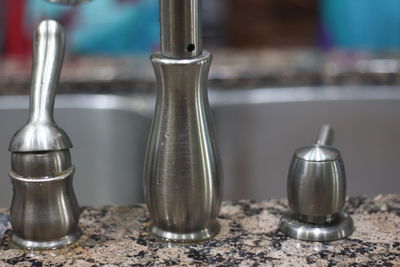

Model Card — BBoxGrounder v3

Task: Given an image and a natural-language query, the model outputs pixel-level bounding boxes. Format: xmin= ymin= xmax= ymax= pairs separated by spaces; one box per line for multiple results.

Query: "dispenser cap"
xmin=295 ymin=145 xmax=340 ymax=162
xmin=294 ymin=124 xmax=339 ymax=162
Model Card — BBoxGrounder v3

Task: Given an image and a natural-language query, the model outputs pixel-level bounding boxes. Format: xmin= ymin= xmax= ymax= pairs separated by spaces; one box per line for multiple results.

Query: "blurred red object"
xmin=4 ymin=0 xmax=32 ymax=56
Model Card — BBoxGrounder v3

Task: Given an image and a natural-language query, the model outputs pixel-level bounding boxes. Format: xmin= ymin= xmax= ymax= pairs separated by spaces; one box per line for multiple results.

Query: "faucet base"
xmin=150 ymin=222 xmax=220 ymax=243
xmin=279 ymin=211 xmax=354 ymax=242
xmin=12 ymin=229 xmax=81 ymax=250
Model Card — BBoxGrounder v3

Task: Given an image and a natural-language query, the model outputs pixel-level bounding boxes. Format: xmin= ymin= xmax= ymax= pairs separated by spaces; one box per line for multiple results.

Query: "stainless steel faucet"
xmin=8 ymin=20 xmax=80 ymax=249
xmin=144 ymin=0 xmax=223 ymax=242
xmin=279 ymin=125 xmax=354 ymax=241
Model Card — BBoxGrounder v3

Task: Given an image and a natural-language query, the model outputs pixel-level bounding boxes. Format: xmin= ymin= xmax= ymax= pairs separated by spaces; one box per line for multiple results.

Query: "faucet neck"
xmin=160 ymin=0 xmax=202 ymax=59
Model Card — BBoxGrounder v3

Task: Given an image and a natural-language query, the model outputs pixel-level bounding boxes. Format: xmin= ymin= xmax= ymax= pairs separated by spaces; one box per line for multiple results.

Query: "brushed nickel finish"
xmin=11 ymin=150 xmax=71 ymax=178
xmin=316 ymin=124 xmax=333 ymax=146
xmin=279 ymin=125 xmax=353 ymax=241
xmin=160 ymin=0 xmax=201 ymax=58
xmin=9 ymin=166 xmax=80 ymax=249
xmin=145 ymin=0 xmax=221 ymax=242
xmin=145 ymin=51 xmax=222 ymax=242
xmin=151 ymin=223 xmax=220 ymax=242
xmin=8 ymin=20 xmax=80 ymax=249
xmin=279 ymin=212 xmax=353 ymax=242
xmin=9 ymin=20 xmax=72 ymax=153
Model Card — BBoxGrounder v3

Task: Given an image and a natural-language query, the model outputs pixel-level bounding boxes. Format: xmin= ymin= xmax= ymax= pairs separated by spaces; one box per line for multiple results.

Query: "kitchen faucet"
xmin=144 ymin=0 xmax=223 ymax=242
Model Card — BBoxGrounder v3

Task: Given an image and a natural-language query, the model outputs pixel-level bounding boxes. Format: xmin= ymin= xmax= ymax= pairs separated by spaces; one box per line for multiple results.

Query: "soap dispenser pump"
xmin=279 ymin=125 xmax=354 ymax=241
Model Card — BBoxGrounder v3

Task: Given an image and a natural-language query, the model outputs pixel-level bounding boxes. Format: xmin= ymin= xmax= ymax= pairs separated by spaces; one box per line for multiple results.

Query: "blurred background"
xmin=1 ymin=0 xmax=400 ymax=56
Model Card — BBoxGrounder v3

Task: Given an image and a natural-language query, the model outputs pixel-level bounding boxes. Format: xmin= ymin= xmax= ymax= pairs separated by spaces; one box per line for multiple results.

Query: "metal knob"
xmin=8 ymin=20 xmax=80 ymax=249
xmin=279 ymin=125 xmax=354 ymax=241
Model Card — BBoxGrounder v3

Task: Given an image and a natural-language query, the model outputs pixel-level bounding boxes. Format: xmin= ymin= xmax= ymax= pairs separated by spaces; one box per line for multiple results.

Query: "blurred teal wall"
xmin=26 ymin=0 xmax=159 ymax=55
xmin=321 ymin=0 xmax=400 ymax=50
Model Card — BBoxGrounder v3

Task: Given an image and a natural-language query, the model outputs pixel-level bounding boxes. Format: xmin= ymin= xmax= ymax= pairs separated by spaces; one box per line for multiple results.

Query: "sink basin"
xmin=0 ymin=85 xmax=399 ymax=206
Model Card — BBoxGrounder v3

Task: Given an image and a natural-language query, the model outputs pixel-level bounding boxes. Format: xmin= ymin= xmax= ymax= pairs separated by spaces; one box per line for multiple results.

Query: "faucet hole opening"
xmin=187 ymin=44 xmax=195 ymax=52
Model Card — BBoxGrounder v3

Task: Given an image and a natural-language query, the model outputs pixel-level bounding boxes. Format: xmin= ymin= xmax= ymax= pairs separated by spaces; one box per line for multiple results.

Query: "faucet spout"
xmin=160 ymin=0 xmax=202 ymax=58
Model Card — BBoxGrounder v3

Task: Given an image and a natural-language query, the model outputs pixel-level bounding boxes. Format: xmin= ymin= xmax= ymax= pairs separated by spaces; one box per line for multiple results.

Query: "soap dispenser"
xmin=279 ymin=125 xmax=354 ymax=241
xmin=8 ymin=20 xmax=80 ymax=249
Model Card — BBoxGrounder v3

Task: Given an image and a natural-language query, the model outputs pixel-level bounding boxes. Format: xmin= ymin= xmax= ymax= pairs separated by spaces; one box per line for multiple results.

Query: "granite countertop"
xmin=0 ymin=194 xmax=399 ymax=266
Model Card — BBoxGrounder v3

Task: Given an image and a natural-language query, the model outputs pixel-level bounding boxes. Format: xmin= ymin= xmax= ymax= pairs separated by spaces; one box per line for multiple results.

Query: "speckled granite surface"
xmin=0 ymin=194 xmax=399 ymax=266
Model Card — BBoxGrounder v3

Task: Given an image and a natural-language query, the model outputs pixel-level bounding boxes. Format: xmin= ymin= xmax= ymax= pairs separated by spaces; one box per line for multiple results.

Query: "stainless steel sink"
xmin=0 ymin=85 xmax=399 ymax=207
